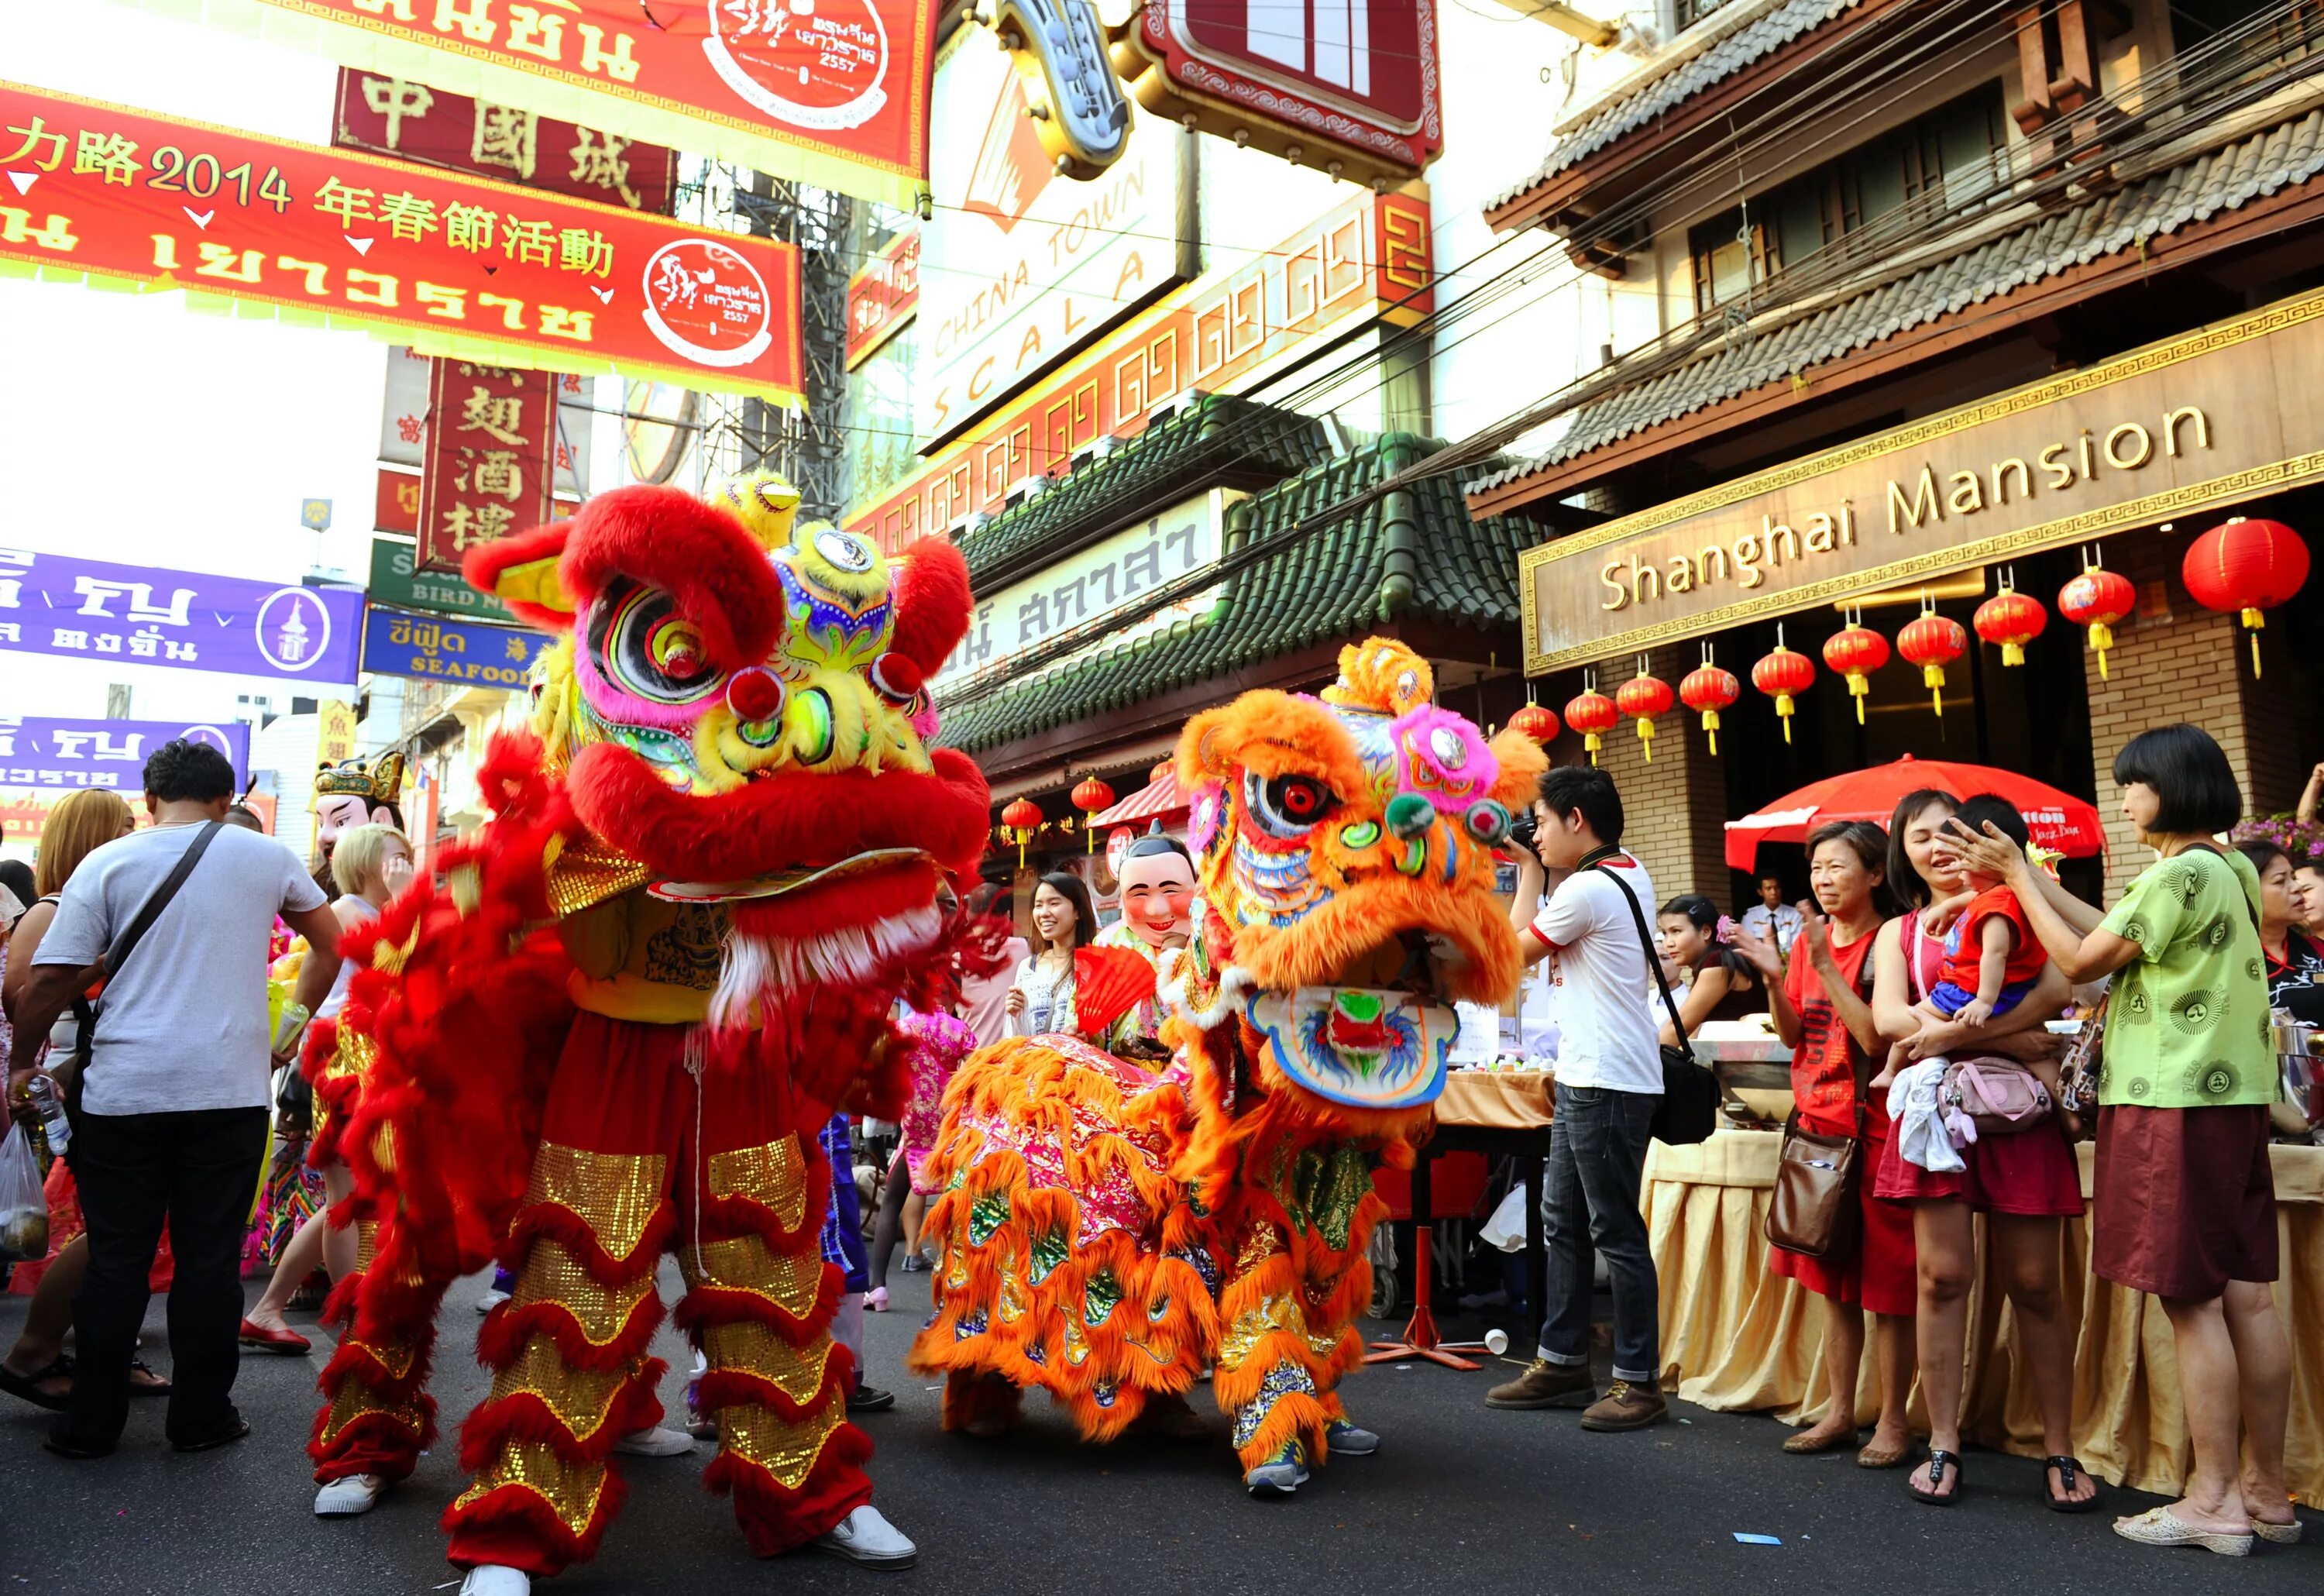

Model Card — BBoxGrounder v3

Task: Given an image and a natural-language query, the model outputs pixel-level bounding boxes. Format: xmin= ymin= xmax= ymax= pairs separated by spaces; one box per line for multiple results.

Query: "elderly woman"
xmin=1867 ymin=789 xmax=2089 ymax=1511
xmin=1944 ymin=724 xmax=2291 ymax=1554
xmin=1730 ymin=820 xmax=1914 ymax=1467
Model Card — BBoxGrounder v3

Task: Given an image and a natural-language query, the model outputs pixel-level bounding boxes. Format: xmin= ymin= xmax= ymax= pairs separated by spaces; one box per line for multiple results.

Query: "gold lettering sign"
xmin=1521 ymin=287 xmax=2324 ymax=674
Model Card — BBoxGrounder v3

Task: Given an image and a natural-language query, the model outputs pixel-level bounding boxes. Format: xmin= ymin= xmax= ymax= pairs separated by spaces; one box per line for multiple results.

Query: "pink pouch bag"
xmin=1940 ymin=1058 xmax=2053 ymax=1136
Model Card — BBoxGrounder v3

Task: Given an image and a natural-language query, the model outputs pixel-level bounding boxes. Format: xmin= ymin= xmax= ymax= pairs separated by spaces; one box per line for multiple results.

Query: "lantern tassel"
xmin=1638 ymin=721 xmax=1653 ymax=762
xmin=1703 ymin=710 xmax=1720 ymax=755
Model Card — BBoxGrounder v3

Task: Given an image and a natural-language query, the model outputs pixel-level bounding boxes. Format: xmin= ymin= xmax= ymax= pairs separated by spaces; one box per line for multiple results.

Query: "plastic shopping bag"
xmin=0 ymin=1122 xmax=50 ymax=1262
xmin=1477 ymin=1181 xmax=1530 ymax=1254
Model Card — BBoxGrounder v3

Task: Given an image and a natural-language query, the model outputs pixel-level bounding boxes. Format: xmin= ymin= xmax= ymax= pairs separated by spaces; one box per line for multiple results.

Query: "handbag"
xmin=1939 ymin=1057 xmax=2053 ymax=1134
xmin=1765 ymin=942 xmax=1877 ymax=1257
xmin=1587 ymin=861 xmax=1717 ymax=1145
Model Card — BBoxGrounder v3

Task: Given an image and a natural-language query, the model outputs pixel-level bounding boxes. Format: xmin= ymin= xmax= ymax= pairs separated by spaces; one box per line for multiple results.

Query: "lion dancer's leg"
xmin=445 ymin=1013 xmax=682 ymax=1591
xmin=308 ymin=1198 xmax=443 ymax=1509
xmin=676 ymin=1048 xmax=913 ymax=1569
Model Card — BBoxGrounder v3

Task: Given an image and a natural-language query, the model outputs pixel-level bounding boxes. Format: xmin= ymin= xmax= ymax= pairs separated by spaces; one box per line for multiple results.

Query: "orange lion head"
xmin=465 ymin=473 xmax=990 ymax=961
xmin=1159 ymin=638 xmax=1542 ymax=1116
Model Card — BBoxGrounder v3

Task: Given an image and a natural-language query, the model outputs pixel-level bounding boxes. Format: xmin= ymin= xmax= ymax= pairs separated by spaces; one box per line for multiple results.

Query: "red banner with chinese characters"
xmin=376 ymin=467 xmax=421 ymax=534
xmin=332 ymin=68 xmax=677 ymax=215
xmin=0 ymin=82 xmax=804 ymax=404
xmin=176 ymin=0 xmax=940 ymax=209
xmin=417 ymin=362 xmax=558 ymax=573
xmin=845 ymin=226 xmax=918 ymax=370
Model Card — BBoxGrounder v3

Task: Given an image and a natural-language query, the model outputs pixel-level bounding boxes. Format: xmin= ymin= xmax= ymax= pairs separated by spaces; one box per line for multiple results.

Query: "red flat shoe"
xmin=238 ymin=1319 xmax=311 ymax=1355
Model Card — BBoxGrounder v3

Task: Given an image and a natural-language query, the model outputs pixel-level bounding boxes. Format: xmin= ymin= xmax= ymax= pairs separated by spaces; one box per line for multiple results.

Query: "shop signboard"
xmin=935 ymin=487 xmax=1241 ymax=692
xmin=916 ymin=29 xmax=1192 ymax=441
xmin=846 ymin=226 xmax=920 ymax=370
xmin=376 ymin=469 xmax=421 ymax=535
xmin=2 ymin=789 xmax=274 ymax=843
xmin=1521 ymin=287 xmax=2324 ymax=674
xmin=361 ymin=606 xmax=552 ymax=690
xmin=315 ymin=700 xmax=359 ymax=769
xmin=1117 ymin=0 xmax=1443 ymax=187
xmin=416 ymin=362 xmax=559 ymax=573
xmin=380 ymin=349 xmax=593 ymax=497
xmin=0 ymin=83 xmax=805 ymax=403
xmin=370 ymin=537 xmax=514 ymax=624
xmin=848 ymin=187 xmax=1429 ymax=551
xmin=0 ymin=716 xmax=250 ymax=790
xmin=332 ymin=69 xmax=679 ymax=214
xmin=0 ymin=548 xmax=361 ymax=685
xmin=210 ymin=0 xmax=943 ymax=209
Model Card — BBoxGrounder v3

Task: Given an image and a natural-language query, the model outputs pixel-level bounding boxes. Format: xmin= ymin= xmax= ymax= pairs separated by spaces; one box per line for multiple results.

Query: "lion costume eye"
xmin=591 ymin=580 xmax=724 ymax=707
xmin=1246 ymin=772 xmax=1335 ymax=838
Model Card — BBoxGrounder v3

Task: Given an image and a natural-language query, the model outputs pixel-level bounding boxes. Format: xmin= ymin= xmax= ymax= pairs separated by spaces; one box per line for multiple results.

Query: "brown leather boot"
xmin=1580 ymin=1378 xmax=1668 ymax=1431
xmin=1483 ymin=1358 xmax=1595 ymax=1410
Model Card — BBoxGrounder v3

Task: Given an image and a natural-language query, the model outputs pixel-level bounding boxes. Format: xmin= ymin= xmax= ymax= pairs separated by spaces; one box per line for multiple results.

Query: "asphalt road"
xmin=0 ymin=1264 xmax=2312 ymax=1595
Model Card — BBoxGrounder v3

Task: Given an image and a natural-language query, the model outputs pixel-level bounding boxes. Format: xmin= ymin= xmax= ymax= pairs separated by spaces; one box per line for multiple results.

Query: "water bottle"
xmin=25 ymin=1074 xmax=69 ymax=1157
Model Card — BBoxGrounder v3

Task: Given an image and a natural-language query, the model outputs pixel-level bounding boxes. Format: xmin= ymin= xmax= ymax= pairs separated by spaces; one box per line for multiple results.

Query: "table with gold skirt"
xmin=1642 ymin=1130 xmax=2323 ymax=1508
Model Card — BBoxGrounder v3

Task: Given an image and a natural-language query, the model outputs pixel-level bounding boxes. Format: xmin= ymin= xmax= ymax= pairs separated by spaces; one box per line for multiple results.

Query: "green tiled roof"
xmin=957 ymin=394 xmax=1338 ymax=590
xmin=937 ymin=433 xmax=1532 ymax=755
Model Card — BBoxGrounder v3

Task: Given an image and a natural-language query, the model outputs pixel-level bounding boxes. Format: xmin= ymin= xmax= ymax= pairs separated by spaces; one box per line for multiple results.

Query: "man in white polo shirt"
xmin=1483 ymin=763 xmax=1666 ymax=1432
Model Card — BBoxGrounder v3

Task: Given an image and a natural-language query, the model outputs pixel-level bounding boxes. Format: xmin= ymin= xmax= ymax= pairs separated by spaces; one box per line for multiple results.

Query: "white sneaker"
xmin=457 ymin=1567 xmax=529 ymax=1596
xmin=611 ymin=1426 xmax=694 ymax=1458
xmin=813 ymin=1504 xmax=917 ymax=1569
xmin=313 ymin=1474 xmax=387 ymax=1516
xmin=473 ymin=1288 xmax=511 ymax=1314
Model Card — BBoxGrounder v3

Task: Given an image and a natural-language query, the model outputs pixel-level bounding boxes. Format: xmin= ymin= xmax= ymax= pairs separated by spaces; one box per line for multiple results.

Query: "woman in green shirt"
xmin=1939 ymin=724 xmax=2291 ymax=1557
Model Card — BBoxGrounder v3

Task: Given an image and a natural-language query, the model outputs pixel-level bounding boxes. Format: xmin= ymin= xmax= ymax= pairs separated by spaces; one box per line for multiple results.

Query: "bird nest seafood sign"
xmin=642 ymin=239 xmax=775 ymax=368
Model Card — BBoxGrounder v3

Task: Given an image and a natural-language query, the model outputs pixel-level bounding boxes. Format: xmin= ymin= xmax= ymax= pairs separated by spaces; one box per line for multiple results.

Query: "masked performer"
xmin=911 ymin=641 xmax=1538 ymax=1494
xmin=302 ymin=475 xmax=989 ymax=1593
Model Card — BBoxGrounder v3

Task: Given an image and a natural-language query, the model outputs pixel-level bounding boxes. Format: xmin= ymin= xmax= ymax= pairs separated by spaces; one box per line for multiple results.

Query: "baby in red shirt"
xmin=1916 ymin=795 xmax=2049 ymax=1029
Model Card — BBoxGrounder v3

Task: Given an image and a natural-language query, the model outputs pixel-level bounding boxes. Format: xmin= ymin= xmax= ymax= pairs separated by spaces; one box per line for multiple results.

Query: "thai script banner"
xmin=0 ymin=717 xmax=251 ymax=791
xmin=0 ymin=82 xmax=805 ymax=403
xmin=0 ymin=548 xmax=362 ymax=685
xmin=361 ymin=605 xmax=552 ymax=688
xmin=164 ymin=0 xmax=941 ymax=210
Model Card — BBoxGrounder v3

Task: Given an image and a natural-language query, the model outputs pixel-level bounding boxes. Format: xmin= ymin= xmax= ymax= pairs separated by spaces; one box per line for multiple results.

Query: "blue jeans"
xmin=1537 ymin=1082 xmax=1661 ymax=1384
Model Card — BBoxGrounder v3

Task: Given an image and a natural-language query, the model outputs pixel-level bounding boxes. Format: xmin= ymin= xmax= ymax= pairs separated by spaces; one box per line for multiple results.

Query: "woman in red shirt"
xmin=1731 ymin=820 xmax=1914 ymax=1467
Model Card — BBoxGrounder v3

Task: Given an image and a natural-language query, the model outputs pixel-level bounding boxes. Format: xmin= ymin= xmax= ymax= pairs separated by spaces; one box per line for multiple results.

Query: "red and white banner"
xmin=333 ymin=68 xmax=678 ymax=214
xmin=1119 ymin=0 xmax=1442 ymax=185
xmin=417 ymin=362 xmax=558 ymax=573
xmin=845 ymin=225 xmax=918 ymax=370
xmin=144 ymin=0 xmax=942 ymax=209
xmin=0 ymin=82 xmax=805 ymax=404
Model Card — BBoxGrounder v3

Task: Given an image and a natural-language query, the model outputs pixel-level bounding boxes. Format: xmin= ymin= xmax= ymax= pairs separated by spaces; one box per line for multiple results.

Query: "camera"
xmin=1507 ymin=807 xmax=1539 ymax=856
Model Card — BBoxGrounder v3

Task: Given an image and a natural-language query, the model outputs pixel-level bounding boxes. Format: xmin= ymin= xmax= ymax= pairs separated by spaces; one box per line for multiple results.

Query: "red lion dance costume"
xmin=301 ymin=474 xmax=988 ymax=1591
xmin=909 ymin=640 xmax=1539 ymax=1493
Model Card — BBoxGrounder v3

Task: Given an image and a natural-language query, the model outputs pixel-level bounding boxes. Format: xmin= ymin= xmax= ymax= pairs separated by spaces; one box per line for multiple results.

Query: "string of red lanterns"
xmin=1972 ymin=574 xmax=2046 ymax=667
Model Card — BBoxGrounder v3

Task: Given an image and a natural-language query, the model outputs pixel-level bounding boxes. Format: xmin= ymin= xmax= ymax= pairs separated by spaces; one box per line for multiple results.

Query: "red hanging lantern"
xmin=2181 ymin=515 xmax=2310 ymax=677
xmin=1896 ymin=611 xmax=1968 ymax=717
xmin=1679 ymin=662 xmax=1739 ymax=755
xmin=1508 ymin=701 xmax=1562 ymax=745
xmin=1563 ymin=687 xmax=1618 ymax=766
xmin=1820 ymin=624 xmax=1889 ymax=724
xmin=1071 ymin=777 xmax=1116 ymax=852
xmin=1614 ymin=668 xmax=1674 ymax=762
xmin=1750 ymin=644 xmax=1815 ymax=744
xmin=2058 ymin=562 xmax=2135 ymax=680
xmin=999 ymin=796 xmax=1043 ymax=868
xmin=1972 ymin=583 xmax=2047 ymax=667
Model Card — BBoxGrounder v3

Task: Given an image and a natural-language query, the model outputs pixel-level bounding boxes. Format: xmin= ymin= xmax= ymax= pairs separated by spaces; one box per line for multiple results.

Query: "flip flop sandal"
xmin=1910 ymin=1450 xmax=1963 ymax=1506
xmin=2042 ymin=1455 xmax=2101 ymax=1513
xmin=128 ymin=1359 xmax=172 ymax=1398
xmin=0 ymin=1358 xmax=71 ymax=1412
xmin=2112 ymin=1505 xmax=2252 ymax=1556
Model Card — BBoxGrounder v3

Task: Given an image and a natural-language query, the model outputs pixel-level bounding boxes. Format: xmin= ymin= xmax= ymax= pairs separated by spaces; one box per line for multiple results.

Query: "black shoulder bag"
xmin=1587 ymin=860 xmax=1719 ymax=1145
xmin=65 ymin=821 xmax=225 ymax=1109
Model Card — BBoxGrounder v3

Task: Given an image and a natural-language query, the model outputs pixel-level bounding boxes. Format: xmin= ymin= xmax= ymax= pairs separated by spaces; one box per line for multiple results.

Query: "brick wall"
xmin=1587 ymin=645 xmax=1731 ymax=904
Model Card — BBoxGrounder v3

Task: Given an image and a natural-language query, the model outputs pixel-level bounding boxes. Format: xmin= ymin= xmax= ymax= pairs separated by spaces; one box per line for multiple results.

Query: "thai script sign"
xmin=0 ymin=548 xmax=361 ymax=685
xmin=0 ymin=716 xmax=250 ymax=790
xmin=361 ymin=605 xmax=552 ymax=688
xmin=369 ymin=537 xmax=514 ymax=624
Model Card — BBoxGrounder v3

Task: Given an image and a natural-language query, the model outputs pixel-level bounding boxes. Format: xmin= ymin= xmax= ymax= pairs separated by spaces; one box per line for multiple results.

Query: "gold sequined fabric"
xmin=1236 ymin=1221 xmax=1284 ymax=1274
xmin=1217 ymin=1292 xmax=1306 ymax=1372
xmin=352 ymin=1221 xmax=380 ymax=1275
xmin=512 ymin=1239 xmax=658 ymax=1347
xmin=486 ymin=1336 xmax=636 ymax=1443
xmin=706 ymin=1136 xmax=809 ymax=1230
xmin=318 ymin=1374 xmax=427 ymax=1449
xmin=343 ymin=1333 xmax=415 ymax=1382
xmin=545 ymin=836 xmax=652 ymax=918
xmin=454 ymin=1439 xmax=609 ymax=1536
xmin=679 ymin=1236 xmax=822 ymax=1319
xmin=703 ymin=1321 xmax=841 ymax=1405
xmin=717 ymin=1400 xmax=847 ymax=1491
xmin=526 ymin=1143 xmax=667 ymax=1261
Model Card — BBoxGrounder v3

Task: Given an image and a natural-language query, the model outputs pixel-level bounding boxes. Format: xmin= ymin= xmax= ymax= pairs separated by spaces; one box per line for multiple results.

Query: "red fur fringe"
xmin=308 ymin=1403 xmax=433 ymax=1484
xmin=885 ymin=536 xmax=972 ymax=677
xmin=500 ymin=1199 xmax=678 ymax=1288
xmin=476 ymin=1292 xmax=665 ymax=1374
xmin=456 ymin=1361 xmax=668 ymax=1471
xmin=704 ymin=1421 xmax=875 ymax=1558
xmin=541 ymin=485 xmax=789 ymax=669
xmin=692 ymin=1350 xmax=851 ymax=1426
xmin=443 ymin=1467 xmax=625 ymax=1575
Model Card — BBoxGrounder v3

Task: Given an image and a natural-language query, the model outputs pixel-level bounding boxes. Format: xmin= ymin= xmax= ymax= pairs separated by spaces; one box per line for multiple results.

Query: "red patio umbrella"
xmin=1722 ymin=754 xmax=2105 ymax=872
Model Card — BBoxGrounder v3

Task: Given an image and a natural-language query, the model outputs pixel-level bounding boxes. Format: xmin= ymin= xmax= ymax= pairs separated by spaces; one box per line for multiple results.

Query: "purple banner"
xmin=0 ymin=717 xmax=252 ymax=793
xmin=0 ymin=548 xmax=362 ymax=686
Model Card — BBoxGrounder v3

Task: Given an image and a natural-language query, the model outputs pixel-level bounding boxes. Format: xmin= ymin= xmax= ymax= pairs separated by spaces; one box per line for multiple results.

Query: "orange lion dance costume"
xmin=909 ymin=639 xmax=1540 ymax=1493
xmin=302 ymin=474 xmax=987 ymax=1589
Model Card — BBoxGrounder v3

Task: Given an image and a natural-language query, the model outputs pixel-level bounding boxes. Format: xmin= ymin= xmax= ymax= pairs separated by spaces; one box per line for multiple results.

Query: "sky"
xmin=2 ymin=9 xmax=409 ymax=724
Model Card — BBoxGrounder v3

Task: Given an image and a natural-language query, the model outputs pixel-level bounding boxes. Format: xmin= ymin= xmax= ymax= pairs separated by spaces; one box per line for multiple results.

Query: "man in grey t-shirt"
xmin=9 ymin=739 xmax=342 ymax=1457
